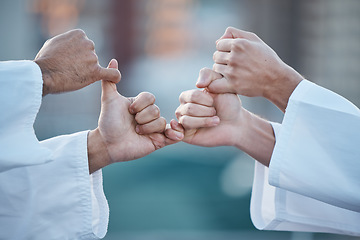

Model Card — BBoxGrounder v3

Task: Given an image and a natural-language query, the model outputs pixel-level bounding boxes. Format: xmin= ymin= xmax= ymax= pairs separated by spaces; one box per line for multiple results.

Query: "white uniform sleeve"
xmin=0 ymin=61 xmax=52 ymax=172
xmin=250 ymin=80 xmax=360 ymax=236
xmin=0 ymin=61 xmax=109 ymax=239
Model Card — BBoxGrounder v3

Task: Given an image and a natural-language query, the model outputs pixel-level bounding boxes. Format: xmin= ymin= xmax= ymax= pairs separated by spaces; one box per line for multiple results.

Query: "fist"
xmin=34 ymin=29 xmax=121 ymax=96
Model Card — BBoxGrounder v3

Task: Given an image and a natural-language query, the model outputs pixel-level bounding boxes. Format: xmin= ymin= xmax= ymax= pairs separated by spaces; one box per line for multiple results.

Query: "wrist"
xmin=263 ymin=64 xmax=303 ymax=112
xmin=87 ymin=128 xmax=112 ymax=174
xmin=34 ymin=59 xmax=53 ymax=96
xmin=233 ymin=108 xmax=275 ymax=167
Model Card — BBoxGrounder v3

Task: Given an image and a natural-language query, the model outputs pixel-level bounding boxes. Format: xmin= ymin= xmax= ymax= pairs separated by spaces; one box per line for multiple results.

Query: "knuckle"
xmin=175 ymin=105 xmax=181 ymax=114
xmin=215 ymin=41 xmax=220 ymax=50
xmin=88 ymin=51 xmax=98 ymax=62
xmin=73 ymin=29 xmax=86 ymax=38
xmin=212 ymin=63 xmax=217 ymax=70
xmin=200 ymin=67 xmax=208 ymax=74
xmin=212 ymin=51 xmax=217 ymax=61
xmin=44 ymin=39 xmax=51 ymax=45
xmin=159 ymin=117 xmax=166 ymax=127
xmin=225 ymin=26 xmax=233 ymax=34
xmin=138 ymin=92 xmax=155 ymax=104
xmin=179 ymin=116 xmax=189 ymax=128
xmin=199 ymin=67 xmax=211 ymax=79
xmin=175 ymin=108 xmax=181 ymax=119
xmin=228 ymin=53 xmax=237 ymax=66
xmin=86 ymin=39 xmax=95 ymax=50
xmin=144 ymin=92 xmax=156 ymax=103
xmin=189 ymin=91 xmax=200 ymax=103
xmin=184 ymin=103 xmax=192 ymax=114
xmin=249 ymin=32 xmax=258 ymax=39
xmin=153 ymin=105 xmax=160 ymax=117
xmin=179 ymin=92 xmax=185 ymax=102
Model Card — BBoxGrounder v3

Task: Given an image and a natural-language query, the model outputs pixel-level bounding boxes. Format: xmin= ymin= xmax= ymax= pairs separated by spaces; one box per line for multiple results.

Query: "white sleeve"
xmin=0 ymin=61 xmax=52 ymax=172
xmin=39 ymin=132 xmax=109 ymax=239
xmin=0 ymin=61 xmax=109 ymax=239
xmin=250 ymin=80 xmax=360 ymax=236
xmin=270 ymin=80 xmax=360 ymax=211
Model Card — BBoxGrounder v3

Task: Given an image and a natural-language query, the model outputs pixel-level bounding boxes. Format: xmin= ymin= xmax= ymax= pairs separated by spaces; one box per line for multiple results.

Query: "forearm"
xmin=234 ymin=109 xmax=275 ymax=167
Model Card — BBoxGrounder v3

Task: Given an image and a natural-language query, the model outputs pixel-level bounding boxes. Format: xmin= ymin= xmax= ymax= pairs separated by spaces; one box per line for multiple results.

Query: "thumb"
xmin=218 ymin=26 xmax=237 ymax=40
xmin=216 ymin=27 xmax=256 ymax=43
xmin=99 ymin=58 xmax=122 ymax=84
xmin=101 ymin=59 xmax=119 ymax=98
xmin=206 ymin=77 xmax=235 ymax=94
xmin=108 ymin=58 xmax=118 ymax=69
xmin=196 ymin=68 xmax=223 ymax=89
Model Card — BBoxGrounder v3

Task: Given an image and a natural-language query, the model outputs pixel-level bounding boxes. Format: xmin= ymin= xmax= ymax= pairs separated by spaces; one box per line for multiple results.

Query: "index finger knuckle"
xmin=141 ymin=92 xmax=156 ymax=104
xmin=72 ymin=29 xmax=86 ymax=38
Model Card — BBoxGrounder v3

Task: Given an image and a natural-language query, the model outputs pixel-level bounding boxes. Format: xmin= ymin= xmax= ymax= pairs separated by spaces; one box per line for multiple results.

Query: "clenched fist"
xmin=34 ymin=29 xmax=121 ymax=96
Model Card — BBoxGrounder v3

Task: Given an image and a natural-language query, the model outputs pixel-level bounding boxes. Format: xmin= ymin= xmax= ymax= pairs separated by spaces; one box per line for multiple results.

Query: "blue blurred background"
xmin=1 ymin=0 xmax=359 ymax=239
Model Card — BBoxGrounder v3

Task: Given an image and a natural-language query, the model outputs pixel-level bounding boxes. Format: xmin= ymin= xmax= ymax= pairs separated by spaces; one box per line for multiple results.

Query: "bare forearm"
xmin=234 ymin=109 xmax=275 ymax=167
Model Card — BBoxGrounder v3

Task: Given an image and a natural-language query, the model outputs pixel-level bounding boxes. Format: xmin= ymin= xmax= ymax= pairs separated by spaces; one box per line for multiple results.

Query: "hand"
xmin=174 ymin=68 xmax=275 ymax=166
xmin=88 ymin=59 xmax=183 ymax=173
xmin=175 ymin=85 xmax=244 ymax=148
xmin=197 ymin=27 xmax=303 ymax=112
xmin=34 ymin=29 xmax=121 ymax=96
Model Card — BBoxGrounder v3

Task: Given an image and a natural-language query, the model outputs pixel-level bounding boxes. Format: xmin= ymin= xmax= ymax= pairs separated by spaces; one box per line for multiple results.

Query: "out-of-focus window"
xmin=31 ymin=0 xmax=85 ymax=37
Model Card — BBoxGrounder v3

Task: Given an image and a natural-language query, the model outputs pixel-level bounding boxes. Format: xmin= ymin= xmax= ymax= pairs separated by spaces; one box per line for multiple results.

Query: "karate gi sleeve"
xmin=0 ymin=60 xmax=52 ymax=172
xmin=0 ymin=61 xmax=109 ymax=239
xmin=250 ymin=80 xmax=360 ymax=236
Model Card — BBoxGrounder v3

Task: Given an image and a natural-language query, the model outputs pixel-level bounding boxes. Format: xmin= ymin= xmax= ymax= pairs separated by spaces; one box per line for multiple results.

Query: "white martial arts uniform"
xmin=0 ymin=61 xmax=109 ymax=240
xmin=250 ymin=80 xmax=360 ymax=236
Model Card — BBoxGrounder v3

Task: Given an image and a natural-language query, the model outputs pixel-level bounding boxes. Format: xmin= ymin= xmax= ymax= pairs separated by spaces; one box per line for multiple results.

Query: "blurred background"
xmin=1 ymin=0 xmax=359 ymax=239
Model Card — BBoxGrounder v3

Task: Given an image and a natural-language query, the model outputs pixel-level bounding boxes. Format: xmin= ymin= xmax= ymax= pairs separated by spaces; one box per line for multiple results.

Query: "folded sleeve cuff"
xmin=40 ymin=131 xmax=109 ymax=239
xmin=250 ymin=80 xmax=360 ymax=236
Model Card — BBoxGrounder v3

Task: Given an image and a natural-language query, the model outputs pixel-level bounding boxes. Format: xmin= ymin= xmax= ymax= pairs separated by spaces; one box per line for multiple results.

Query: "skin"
xmin=88 ymin=59 xmax=184 ymax=173
xmin=173 ymin=69 xmax=275 ymax=166
xmin=172 ymin=27 xmax=306 ymax=165
xmin=32 ymin=29 xmax=183 ymax=174
xmin=34 ymin=29 xmax=121 ymax=96
xmin=197 ymin=27 xmax=304 ymax=112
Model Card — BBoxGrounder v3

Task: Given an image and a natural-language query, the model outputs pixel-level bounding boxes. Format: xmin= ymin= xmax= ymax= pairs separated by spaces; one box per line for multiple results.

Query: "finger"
xmin=108 ymin=58 xmax=118 ymax=68
xmin=218 ymin=26 xmax=238 ymax=40
xmin=177 ymin=103 xmax=216 ymax=117
xmin=179 ymin=115 xmax=220 ymax=130
xmin=215 ymin=39 xmax=233 ymax=52
xmin=135 ymin=104 xmax=160 ymax=124
xmin=164 ymin=128 xmax=184 ymax=142
xmin=206 ymin=77 xmax=235 ymax=94
xmin=213 ymin=51 xmax=230 ymax=65
xmin=165 ymin=120 xmax=184 ymax=141
xmin=217 ymin=27 xmax=257 ymax=42
xmin=99 ymin=59 xmax=121 ymax=83
xmin=85 ymin=38 xmax=95 ymax=51
xmin=196 ymin=68 xmax=223 ymax=89
xmin=129 ymin=92 xmax=156 ymax=114
xmin=179 ymin=89 xmax=214 ymax=107
xmin=101 ymin=59 xmax=119 ymax=98
xmin=170 ymin=119 xmax=185 ymax=133
xmin=212 ymin=63 xmax=228 ymax=77
xmin=136 ymin=117 xmax=166 ymax=135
